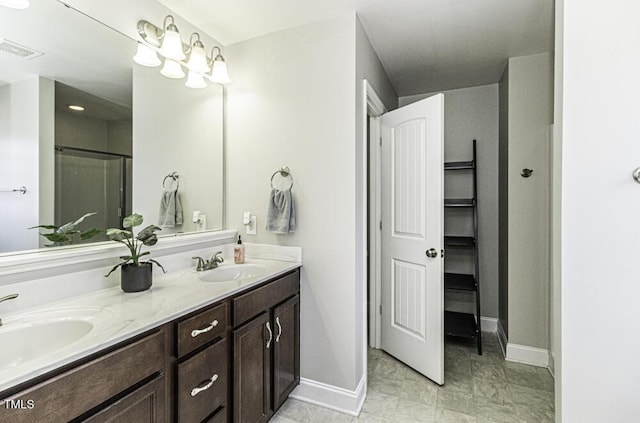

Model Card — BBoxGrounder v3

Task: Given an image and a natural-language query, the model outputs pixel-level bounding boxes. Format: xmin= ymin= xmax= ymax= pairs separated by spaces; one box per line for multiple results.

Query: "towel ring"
xmin=270 ymin=166 xmax=294 ymax=190
xmin=163 ymin=171 xmax=179 ymax=192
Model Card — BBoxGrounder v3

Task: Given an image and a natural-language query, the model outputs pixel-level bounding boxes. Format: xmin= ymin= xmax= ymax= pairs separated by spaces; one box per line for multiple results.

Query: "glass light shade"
xmin=187 ymin=43 xmax=210 ymax=73
xmin=160 ymin=59 xmax=185 ymax=79
xmin=210 ymin=57 xmax=231 ymax=84
xmin=133 ymin=43 xmax=161 ymax=67
xmin=0 ymin=0 xmax=29 ymax=9
xmin=185 ymin=71 xmax=207 ymax=89
xmin=159 ymin=26 xmax=185 ymax=61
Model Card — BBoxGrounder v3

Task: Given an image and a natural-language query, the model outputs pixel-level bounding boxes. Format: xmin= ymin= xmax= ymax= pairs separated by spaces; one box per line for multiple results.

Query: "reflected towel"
xmin=158 ymin=189 xmax=183 ymax=227
xmin=266 ymin=188 xmax=296 ymax=234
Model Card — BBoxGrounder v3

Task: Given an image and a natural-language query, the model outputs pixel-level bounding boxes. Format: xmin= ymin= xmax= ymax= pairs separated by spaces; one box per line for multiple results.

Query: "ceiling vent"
xmin=0 ymin=38 xmax=43 ymax=59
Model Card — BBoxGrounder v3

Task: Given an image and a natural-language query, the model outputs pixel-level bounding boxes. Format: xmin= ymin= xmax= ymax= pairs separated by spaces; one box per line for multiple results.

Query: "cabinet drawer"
xmin=232 ymin=270 xmax=299 ymax=326
xmin=0 ymin=330 xmax=164 ymax=423
xmin=177 ymin=338 xmax=228 ymax=423
xmin=177 ymin=302 xmax=227 ymax=357
xmin=82 ymin=375 xmax=165 ymax=423
xmin=204 ymin=406 xmax=227 ymax=423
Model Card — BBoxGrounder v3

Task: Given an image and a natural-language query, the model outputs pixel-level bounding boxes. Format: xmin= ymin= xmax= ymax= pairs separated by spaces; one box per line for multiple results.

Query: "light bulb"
xmin=133 ymin=43 xmax=161 ymax=67
xmin=160 ymin=59 xmax=185 ymax=79
xmin=185 ymin=71 xmax=207 ymax=89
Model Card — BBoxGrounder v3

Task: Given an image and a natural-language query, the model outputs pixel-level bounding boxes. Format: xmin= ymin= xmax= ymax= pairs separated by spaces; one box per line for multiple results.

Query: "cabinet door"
xmin=272 ymin=295 xmax=300 ymax=411
xmin=82 ymin=375 xmax=165 ymax=423
xmin=233 ymin=312 xmax=271 ymax=423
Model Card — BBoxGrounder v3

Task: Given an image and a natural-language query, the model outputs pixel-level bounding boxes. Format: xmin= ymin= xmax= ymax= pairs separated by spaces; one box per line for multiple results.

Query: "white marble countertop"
xmin=0 ymin=258 xmax=301 ymax=393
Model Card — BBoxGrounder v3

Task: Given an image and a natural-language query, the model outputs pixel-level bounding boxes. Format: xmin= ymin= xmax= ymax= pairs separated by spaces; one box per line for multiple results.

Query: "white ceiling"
xmin=158 ymin=0 xmax=553 ymax=96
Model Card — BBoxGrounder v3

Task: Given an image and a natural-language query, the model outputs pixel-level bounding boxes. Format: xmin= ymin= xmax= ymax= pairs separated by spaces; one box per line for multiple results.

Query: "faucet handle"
xmin=212 ymin=251 xmax=224 ymax=263
xmin=192 ymin=257 xmax=206 ymax=271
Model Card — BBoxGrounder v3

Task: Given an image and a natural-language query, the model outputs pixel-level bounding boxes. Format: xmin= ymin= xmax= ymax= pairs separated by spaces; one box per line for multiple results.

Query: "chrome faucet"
xmin=192 ymin=251 xmax=224 ymax=271
xmin=0 ymin=294 xmax=19 ymax=327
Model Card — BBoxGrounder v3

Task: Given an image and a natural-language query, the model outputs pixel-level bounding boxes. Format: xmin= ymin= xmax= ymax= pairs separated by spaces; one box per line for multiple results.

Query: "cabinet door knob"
xmin=266 ymin=322 xmax=273 ymax=349
xmin=191 ymin=320 xmax=219 ymax=338
xmin=426 ymin=248 xmax=438 ymax=258
xmin=275 ymin=316 xmax=282 ymax=343
xmin=190 ymin=373 xmax=219 ymax=397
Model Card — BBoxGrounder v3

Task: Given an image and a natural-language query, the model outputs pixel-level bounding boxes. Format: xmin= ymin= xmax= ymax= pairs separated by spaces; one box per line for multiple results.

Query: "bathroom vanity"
xmin=0 ymin=262 xmax=300 ymax=423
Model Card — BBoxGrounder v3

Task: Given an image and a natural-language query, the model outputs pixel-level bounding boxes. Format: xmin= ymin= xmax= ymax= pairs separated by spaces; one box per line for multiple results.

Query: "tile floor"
xmin=272 ymin=333 xmax=555 ymax=423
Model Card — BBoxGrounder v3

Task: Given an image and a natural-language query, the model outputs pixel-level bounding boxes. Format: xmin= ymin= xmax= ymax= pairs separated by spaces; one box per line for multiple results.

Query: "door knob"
xmin=426 ymin=248 xmax=438 ymax=258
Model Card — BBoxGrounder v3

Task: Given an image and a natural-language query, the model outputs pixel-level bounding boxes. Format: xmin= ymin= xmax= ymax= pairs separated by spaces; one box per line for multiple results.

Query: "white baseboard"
xmin=505 ymin=343 xmax=550 ymax=368
xmin=289 ymin=375 xmax=366 ymax=416
xmin=480 ymin=316 xmax=498 ymax=333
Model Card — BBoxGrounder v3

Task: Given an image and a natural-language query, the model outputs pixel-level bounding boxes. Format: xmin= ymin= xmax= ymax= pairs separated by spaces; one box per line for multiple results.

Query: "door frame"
xmin=362 ymin=80 xmax=386 ymax=350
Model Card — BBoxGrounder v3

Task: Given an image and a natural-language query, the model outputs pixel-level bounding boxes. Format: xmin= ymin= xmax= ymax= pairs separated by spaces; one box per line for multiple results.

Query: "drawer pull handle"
xmin=190 ymin=374 xmax=219 ymax=397
xmin=275 ymin=317 xmax=282 ymax=343
xmin=266 ymin=322 xmax=273 ymax=349
xmin=191 ymin=320 xmax=219 ymax=338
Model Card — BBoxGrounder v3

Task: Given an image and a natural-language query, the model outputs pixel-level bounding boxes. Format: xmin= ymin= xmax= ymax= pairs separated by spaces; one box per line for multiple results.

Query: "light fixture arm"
xmin=162 ymin=15 xmax=175 ymax=33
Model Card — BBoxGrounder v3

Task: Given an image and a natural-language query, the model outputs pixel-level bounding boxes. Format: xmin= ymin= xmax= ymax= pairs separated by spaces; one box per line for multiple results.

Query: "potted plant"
xmin=105 ymin=213 xmax=166 ymax=293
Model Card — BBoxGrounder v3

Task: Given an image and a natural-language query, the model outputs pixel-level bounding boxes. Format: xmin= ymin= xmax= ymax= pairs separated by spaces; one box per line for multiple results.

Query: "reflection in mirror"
xmin=0 ymin=0 xmax=224 ymax=256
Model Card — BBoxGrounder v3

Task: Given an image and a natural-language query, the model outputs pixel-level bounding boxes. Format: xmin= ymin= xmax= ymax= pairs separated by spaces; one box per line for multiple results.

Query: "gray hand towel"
xmin=158 ymin=189 xmax=183 ymax=227
xmin=266 ymin=188 xmax=296 ymax=234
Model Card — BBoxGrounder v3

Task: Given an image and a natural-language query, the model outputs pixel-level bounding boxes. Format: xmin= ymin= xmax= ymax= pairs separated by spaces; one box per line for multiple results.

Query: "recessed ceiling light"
xmin=0 ymin=0 xmax=30 ymax=10
xmin=67 ymin=104 xmax=85 ymax=111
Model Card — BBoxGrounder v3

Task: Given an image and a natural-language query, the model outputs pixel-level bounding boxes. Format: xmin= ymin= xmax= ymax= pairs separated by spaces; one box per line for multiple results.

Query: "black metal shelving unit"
xmin=443 ymin=140 xmax=482 ymax=355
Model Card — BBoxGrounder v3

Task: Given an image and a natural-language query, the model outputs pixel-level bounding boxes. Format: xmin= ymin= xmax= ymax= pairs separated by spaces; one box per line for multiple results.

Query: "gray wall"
xmin=0 ymin=77 xmax=54 ymax=253
xmin=400 ymin=84 xmax=500 ymax=319
xmin=355 ymin=15 xmax=398 ymax=383
xmin=499 ymin=52 xmax=553 ymax=349
xmin=226 ymin=14 xmax=360 ymax=391
xmin=498 ymin=66 xmax=509 ymax=335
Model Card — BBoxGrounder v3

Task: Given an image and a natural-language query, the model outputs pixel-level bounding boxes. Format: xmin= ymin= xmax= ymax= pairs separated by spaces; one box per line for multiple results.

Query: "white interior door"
xmin=380 ymin=94 xmax=444 ymax=384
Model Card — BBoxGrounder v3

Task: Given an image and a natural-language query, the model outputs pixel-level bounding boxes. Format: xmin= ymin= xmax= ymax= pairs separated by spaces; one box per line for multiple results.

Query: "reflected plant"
xmin=29 ymin=212 xmax=102 ymax=247
xmin=105 ymin=213 xmax=166 ymax=277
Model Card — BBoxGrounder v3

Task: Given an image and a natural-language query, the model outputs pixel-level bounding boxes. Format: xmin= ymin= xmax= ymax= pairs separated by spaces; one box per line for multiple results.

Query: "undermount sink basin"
xmin=198 ymin=264 xmax=267 ymax=283
xmin=0 ymin=314 xmax=96 ymax=371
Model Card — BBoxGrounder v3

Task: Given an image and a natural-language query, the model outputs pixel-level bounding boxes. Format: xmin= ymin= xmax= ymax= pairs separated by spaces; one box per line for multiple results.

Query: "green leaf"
xmin=123 ymin=213 xmax=144 ymax=229
xmin=138 ymin=251 xmax=150 ymax=258
xmin=104 ymin=262 xmax=124 ymax=277
xmin=57 ymin=212 xmax=98 ymax=234
xmin=43 ymin=233 xmax=71 ymax=243
xmin=28 ymin=224 xmax=59 ymax=230
xmin=137 ymin=225 xmax=161 ymax=246
xmin=80 ymin=228 xmax=102 ymax=240
xmin=147 ymin=259 xmax=166 ymax=273
xmin=106 ymin=228 xmax=133 ymax=242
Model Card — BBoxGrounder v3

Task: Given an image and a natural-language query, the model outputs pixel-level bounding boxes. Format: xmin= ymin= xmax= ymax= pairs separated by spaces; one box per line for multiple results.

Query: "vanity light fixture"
xmin=158 ymin=15 xmax=185 ymax=61
xmin=161 ymin=58 xmax=185 ymax=79
xmin=208 ymin=47 xmax=231 ymax=85
xmin=133 ymin=42 xmax=161 ymax=67
xmin=67 ymin=104 xmax=85 ymax=111
xmin=0 ymin=0 xmax=29 ymax=9
xmin=134 ymin=15 xmax=231 ymax=88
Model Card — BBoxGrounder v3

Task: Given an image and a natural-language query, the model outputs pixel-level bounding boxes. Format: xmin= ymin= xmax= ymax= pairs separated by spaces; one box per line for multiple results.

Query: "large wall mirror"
xmin=0 ymin=0 xmax=224 ymax=256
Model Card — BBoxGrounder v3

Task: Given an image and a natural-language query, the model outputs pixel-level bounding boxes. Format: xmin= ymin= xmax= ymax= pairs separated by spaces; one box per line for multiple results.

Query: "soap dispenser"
xmin=234 ymin=235 xmax=245 ymax=264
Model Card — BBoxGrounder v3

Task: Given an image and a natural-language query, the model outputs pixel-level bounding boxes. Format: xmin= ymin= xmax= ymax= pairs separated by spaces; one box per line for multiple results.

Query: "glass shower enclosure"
xmin=55 ymin=146 xmax=132 ymax=242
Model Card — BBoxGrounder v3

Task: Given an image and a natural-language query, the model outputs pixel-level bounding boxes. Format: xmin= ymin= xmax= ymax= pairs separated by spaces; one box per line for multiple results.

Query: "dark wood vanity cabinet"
xmin=0 ymin=268 xmax=300 ymax=423
xmin=232 ymin=270 xmax=301 ymax=423
xmin=0 ymin=329 xmax=166 ymax=423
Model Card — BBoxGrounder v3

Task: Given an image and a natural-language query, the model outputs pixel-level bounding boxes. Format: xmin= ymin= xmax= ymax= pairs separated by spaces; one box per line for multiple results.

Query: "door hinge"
xmin=379 ymin=136 xmax=382 ymax=146
xmin=379 ymin=304 xmax=382 ymax=315
xmin=441 ymin=249 xmax=445 ymax=258
xmin=379 ymin=221 xmax=382 ymax=231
